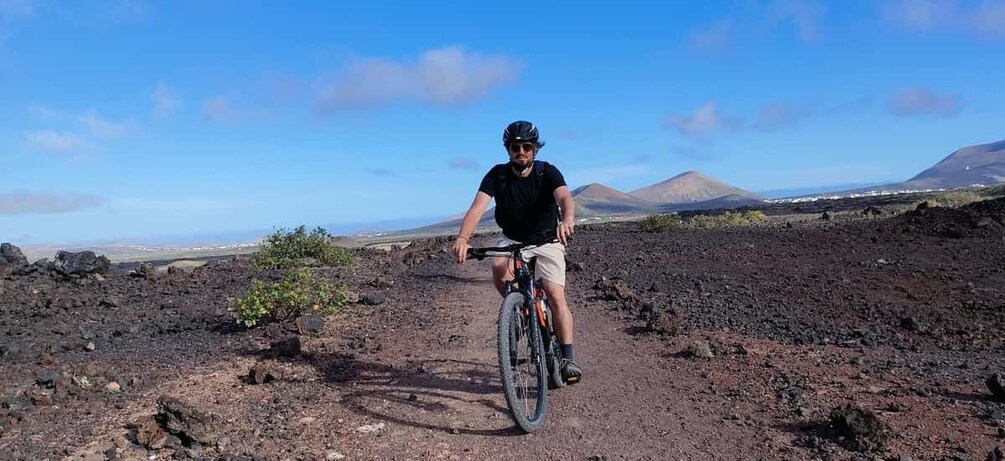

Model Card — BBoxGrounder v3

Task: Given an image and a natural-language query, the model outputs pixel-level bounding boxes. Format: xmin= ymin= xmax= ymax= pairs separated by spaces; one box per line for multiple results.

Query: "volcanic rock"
xmin=828 ymin=404 xmax=886 ymax=452
xmin=53 ymin=251 xmax=111 ymax=277
xmin=0 ymin=243 xmax=29 ymax=267
xmin=986 ymin=374 xmax=1005 ymax=402
xmin=294 ymin=314 xmax=323 ymax=336
xmin=250 ymin=362 xmax=283 ymax=384
xmin=155 ymin=396 xmax=222 ymax=446
xmin=360 ymin=293 xmax=386 ymax=306
xmin=268 ymin=336 xmax=301 ymax=359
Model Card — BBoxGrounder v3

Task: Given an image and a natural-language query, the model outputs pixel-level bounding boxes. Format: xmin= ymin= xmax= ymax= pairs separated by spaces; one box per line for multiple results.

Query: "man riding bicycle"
xmin=452 ymin=120 xmax=583 ymax=385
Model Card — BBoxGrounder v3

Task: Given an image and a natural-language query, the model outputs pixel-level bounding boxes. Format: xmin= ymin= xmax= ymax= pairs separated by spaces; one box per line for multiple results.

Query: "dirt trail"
xmin=332 ymin=257 xmax=771 ymax=461
xmin=3 ymin=197 xmax=1005 ymax=460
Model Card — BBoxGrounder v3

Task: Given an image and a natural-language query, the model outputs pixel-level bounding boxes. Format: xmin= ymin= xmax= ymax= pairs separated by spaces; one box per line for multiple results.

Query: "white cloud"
xmin=23 ymin=105 xmax=132 ymax=155
xmin=316 ymin=45 xmax=520 ymax=113
xmin=772 ymin=0 xmax=827 ymax=42
xmin=882 ymin=0 xmax=961 ymax=31
xmin=687 ymin=0 xmax=825 ymax=52
xmin=151 ymin=82 xmax=178 ymax=118
xmin=888 ymin=87 xmax=962 ymax=116
xmin=665 ymin=102 xmax=743 ymax=137
xmin=28 ymin=104 xmax=59 ymax=120
xmin=882 ymin=0 xmax=1005 ymax=39
xmin=202 ymin=96 xmax=263 ymax=123
xmin=202 ymin=97 xmax=230 ymax=121
xmin=78 ymin=108 xmax=131 ymax=138
xmin=753 ymin=101 xmax=819 ymax=129
xmin=0 ymin=191 xmax=104 ymax=215
xmin=23 ymin=130 xmax=89 ymax=152
xmin=974 ymin=0 xmax=1005 ymax=38
xmin=688 ymin=19 xmax=733 ymax=54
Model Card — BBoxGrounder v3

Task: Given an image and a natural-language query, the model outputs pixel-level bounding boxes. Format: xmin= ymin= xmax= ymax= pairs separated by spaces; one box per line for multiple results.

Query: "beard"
xmin=508 ymin=153 xmax=535 ymax=172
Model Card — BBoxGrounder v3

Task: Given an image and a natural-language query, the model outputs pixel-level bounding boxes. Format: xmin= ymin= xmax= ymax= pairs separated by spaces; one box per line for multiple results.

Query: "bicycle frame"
xmin=469 ymin=239 xmax=555 ymax=329
xmin=466 ymin=237 xmax=567 ymax=431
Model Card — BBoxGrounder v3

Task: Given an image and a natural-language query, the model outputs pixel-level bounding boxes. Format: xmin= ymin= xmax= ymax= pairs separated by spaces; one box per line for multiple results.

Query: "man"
xmin=452 ymin=120 xmax=582 ymax=384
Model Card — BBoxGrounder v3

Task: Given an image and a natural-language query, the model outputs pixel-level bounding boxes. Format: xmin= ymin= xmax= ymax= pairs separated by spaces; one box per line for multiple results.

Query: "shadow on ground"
xmin=310 ymin=353 xmax=523 ymax=436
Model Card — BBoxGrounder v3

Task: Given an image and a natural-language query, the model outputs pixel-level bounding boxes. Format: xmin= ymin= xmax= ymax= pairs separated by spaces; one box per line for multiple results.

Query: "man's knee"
xmin=542 ymin=280 xmax=568 ymax=304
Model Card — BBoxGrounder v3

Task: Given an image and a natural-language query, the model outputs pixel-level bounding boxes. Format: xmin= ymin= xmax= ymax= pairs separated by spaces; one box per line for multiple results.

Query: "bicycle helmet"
xmin=503 ymin=120 xmax=545 ymax=148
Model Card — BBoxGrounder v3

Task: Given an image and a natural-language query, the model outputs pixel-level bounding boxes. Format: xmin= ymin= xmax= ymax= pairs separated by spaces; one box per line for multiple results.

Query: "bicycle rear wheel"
xmin=497 ymin=292 xmax=548 ymax=432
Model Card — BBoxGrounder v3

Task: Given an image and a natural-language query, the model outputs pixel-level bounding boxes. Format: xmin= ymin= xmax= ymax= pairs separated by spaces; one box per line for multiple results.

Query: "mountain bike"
xmin=467 ymin=237 xmax=569 ymax=433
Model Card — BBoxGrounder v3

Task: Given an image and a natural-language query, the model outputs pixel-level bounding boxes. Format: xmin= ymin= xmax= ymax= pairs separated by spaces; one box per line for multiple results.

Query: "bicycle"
xmin=467 ymin=237 xmax=570 ymax=433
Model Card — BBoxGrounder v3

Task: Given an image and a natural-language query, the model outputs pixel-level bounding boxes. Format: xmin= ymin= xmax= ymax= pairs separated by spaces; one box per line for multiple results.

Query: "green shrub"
xmin=231 ymin=268 xmax=352 ymax=327
xmin=932 ymin=190 xmax=984 ymax=208
xmin=641 ymin=214 xmax=684 ymax=232
xmin=642 ymin=210 xmax=766 ymax=232
xmin=691 ymin=210 xmax=766 ymax=228
xmin=255 ymin=225 xmax=355 ymax=269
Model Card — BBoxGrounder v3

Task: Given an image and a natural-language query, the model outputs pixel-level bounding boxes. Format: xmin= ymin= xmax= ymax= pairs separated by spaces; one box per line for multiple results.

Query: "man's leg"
xmin=532 ymin=242 xmax=582 ymax=384
xmin=541 ymin=280 xmax=573 ymax=345
xmin=542 ymin=279 xmax=582 ymax=384
xmin=491 ymin=256 xmax=512 ymax=297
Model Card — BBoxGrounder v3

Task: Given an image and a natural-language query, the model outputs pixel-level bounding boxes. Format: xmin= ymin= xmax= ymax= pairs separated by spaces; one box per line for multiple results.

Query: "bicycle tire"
xmin=497 ymin=292 xmax=548 ymax=432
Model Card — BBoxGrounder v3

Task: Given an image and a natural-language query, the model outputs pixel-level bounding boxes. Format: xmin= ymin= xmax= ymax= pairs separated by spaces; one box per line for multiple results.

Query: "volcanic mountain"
xmin=901 ymin=139 xmax=1005 ymax=189
xmin=628 ymin=170 xmax=765 ymax=204
xmin=571 ymin=183 xmax=662 ymax=216
xmin=401 ymin=171 xmax=764 ymax=236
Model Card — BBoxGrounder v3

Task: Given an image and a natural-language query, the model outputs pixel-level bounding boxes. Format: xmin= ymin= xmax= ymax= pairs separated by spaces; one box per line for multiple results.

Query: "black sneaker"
xmin=560 ymin=358 xmax=582 ymax=385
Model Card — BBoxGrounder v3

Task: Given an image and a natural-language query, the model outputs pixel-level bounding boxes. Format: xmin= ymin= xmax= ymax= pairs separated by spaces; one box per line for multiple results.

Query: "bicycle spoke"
xmin=497 ymin=292 xmax=548 ymax=432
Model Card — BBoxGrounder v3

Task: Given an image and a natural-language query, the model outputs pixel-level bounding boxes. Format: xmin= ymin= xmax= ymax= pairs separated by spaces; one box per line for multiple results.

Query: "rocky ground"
xmin=1 ymin=196 xmax=1004 ymax=460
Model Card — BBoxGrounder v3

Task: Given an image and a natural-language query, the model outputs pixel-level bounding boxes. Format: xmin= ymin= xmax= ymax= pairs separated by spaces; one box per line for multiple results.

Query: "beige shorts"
xmin=496 ymin=237 xmax=567 ymax=287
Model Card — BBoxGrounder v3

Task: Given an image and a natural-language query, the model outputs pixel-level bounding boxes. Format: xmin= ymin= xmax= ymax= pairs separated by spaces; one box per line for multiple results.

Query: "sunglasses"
xmin=507 ymin=142 xmax=536 ymax=153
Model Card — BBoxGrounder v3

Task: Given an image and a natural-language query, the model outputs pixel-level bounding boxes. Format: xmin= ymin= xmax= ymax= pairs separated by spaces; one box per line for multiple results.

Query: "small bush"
xmin=642 ymin=210 xmax=766 ymax=232
xmin=641 ymin=214 xmax=683 ymax=232
xmin=933 ymin=190 xmax=984 ymax=208
xmin=255 ymin=225 xmax=355 ymax=269
xmin=231 ymin=268 xmax=352 ymax=327
xmin=691 ymin=210 xmax=767 ymax=228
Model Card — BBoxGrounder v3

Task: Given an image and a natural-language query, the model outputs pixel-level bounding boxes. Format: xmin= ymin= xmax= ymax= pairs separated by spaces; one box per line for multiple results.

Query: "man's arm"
xmin=553 ymin=185 xmax=575 ymax=245
xmin=453 ymin=191 xmax=492 ymax=263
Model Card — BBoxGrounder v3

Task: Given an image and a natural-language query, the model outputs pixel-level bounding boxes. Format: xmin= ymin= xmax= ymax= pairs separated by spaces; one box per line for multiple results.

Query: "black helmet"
xmin=503 ymin=120 xmax=545 ymax=148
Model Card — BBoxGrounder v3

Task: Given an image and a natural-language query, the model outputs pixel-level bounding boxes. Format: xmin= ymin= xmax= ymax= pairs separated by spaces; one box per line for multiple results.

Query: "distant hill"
xmin=667 ymin=193 xmax=765 ymax=211
xmin=902 ymin=139 xmax=1005 ymax=189
xmin=629 ymin=170 xmax=765 ymax=204
xmin=394 ymin=170 xmax=772 ymax=238
xmin=571 ymin=183 xmax=662 ymax=216
xmin=793 ymin=138 xmax=1005 ymax=198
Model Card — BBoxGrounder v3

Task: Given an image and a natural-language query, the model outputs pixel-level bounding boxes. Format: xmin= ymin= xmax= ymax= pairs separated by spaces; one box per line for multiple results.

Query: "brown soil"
xmin=2 ymin=198 xmax=1005 ymax=460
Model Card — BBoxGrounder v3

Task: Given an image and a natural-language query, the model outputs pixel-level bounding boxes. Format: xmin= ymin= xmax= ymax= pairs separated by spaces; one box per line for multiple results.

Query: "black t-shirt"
xmin=478 ymin=161 xmax=567 ymax=242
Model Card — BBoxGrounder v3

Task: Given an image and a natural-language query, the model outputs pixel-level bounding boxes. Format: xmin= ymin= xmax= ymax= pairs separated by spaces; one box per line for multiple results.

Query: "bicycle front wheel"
xmin=497 ymin=292 xmax=548 ymax=432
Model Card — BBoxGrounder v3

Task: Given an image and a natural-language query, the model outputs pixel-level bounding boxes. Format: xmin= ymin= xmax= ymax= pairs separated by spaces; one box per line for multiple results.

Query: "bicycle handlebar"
xmin=466 ymin=236 xmax=559 ymax=261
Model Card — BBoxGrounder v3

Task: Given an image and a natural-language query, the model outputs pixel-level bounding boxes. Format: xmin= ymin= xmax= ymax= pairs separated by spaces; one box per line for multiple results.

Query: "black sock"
xmin=560 ymin=343 xmax=574 ymax=359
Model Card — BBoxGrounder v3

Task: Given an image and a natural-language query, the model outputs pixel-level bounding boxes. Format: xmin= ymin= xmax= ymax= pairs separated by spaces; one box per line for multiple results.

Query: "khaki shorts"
xmin=496 ymin=237 xmax=567 ymax=287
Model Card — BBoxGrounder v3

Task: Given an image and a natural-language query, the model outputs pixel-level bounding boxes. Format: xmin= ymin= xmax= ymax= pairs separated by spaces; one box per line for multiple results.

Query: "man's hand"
xmin=557 ymin=220 xmax=574 ymax=245
xmin=453 ymin=238 xmax=471 ymax=264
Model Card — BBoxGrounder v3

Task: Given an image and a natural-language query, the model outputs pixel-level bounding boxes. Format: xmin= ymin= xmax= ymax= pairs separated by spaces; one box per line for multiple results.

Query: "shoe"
xmin=560 ymin=358 xmax=582 ymax=385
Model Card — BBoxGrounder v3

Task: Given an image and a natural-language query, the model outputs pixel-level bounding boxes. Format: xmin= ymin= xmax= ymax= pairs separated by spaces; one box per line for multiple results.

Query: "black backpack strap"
xmin=534 ymin=160 xmax=547 ymax=178
xmin=494 ymin=164 xmax=509 ymax=198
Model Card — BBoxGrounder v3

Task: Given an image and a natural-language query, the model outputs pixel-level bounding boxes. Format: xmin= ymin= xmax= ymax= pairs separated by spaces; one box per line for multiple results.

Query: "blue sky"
xmin=2 ymin=0 xmax=1003 ymax=245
